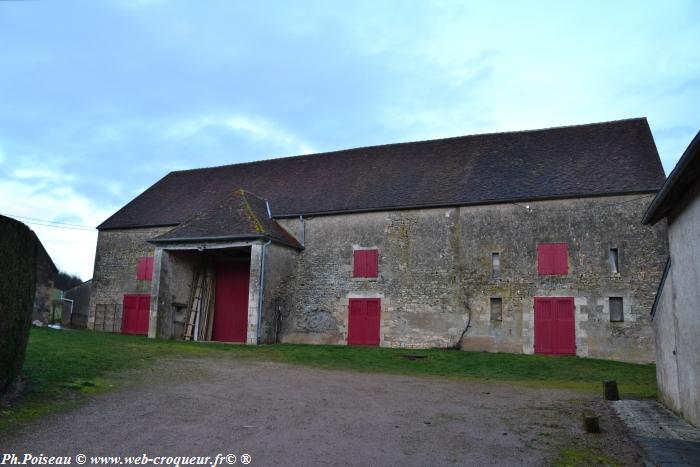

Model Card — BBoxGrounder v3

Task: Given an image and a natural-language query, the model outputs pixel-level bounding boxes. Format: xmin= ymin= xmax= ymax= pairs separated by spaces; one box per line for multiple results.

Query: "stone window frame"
xmin=490 ymin=297 xmax=503 ymax=321
xmin=609 ymin=246 xmax=620 ymax=275
xmin=491 ymin=251 xmax=501 ymax=280
xmin=609 ymin=297 xmax=624 ymax=322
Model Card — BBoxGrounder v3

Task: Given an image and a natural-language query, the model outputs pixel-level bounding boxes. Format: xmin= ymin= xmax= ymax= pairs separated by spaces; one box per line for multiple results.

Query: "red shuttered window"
xmin=353 ymin=249 xmax=379 ymax=278
xmin=537 ymin=243 xmax=568 ymax=275
xmin=136 ymin=257 xmax=154 ymax=281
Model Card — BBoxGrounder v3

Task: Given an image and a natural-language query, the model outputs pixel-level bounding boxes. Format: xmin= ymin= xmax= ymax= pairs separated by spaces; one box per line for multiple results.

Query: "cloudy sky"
xmin=1 ymin=0 xmax=699 ymax=280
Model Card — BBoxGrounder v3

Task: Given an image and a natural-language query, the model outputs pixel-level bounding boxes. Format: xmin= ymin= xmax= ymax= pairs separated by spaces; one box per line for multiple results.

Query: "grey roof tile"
xmin=99 ymin=118 xmax=665 ymax=230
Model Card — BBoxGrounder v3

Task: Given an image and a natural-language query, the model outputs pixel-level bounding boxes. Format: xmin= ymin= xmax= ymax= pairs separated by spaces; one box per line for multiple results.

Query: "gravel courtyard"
xmin=2 ymin=356 xmax=644 ymax=466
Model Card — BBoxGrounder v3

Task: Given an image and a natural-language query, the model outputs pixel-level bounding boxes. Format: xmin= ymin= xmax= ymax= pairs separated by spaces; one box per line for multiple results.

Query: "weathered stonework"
xmin=89 ymin=194 xmax=667 ymax=363
xmin=88 ymin=226 xmax=172 ymax=331
xmin=260 ymin=242 xmax=298 ymax=344
xmin=271 ymin=194 xmax=667 ymax=363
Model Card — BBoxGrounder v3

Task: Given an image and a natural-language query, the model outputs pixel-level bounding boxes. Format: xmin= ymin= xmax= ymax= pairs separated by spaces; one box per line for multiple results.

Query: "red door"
xmin=122 ymin=294 xmax=150 ymax=335
xmin=347 ymin=298 xmax=381 ymax=346
xmin=534 ymin=297 xmax=575 ymax=355
xmin=213 ymin=261 xmax=250 ymax=343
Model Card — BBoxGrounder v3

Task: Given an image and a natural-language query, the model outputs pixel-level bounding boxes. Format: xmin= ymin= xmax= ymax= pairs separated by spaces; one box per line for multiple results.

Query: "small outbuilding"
xmin=643 ymin=129 xmax=700 ymax=427
xmin=63 ymin=279 xmax=93 ymax=328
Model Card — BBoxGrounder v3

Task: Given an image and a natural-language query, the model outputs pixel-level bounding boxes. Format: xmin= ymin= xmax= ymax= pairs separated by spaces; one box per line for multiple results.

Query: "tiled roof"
xmin=99 ymin=118 xmax=665 ymax=230
xmin=151 ymin=189 xmax=302 ymax=249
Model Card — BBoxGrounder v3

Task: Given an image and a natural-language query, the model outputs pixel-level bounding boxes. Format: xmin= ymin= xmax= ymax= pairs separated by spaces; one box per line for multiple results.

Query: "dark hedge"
xmin=0 ymin=215 xmax=37 ymax=394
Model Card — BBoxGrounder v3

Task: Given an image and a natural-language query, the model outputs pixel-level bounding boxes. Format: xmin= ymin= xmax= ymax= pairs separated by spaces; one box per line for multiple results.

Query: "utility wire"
xmin=20 ymin=221 xmax=96 ymax=231
xmin=2 ymin=212 xmax=95 ymax=228
xmin=1 ymin=213 xmax=96 ymax=231
xmin=43 ymin=238 xmax=96 ymax=244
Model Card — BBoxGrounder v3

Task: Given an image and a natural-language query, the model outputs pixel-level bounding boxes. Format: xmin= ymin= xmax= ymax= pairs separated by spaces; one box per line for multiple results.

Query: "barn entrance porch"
xmin=145 ymin=242 xmax=266 ymax=344
xmin=142 ymin=190 xmax=303 ymax=344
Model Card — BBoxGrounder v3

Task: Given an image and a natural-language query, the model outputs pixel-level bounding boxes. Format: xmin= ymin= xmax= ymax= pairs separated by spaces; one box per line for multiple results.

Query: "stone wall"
xmin=88 ymin=226 xmax=171 ymax=332
xmin=654 ymin=179 xmax=700 ymax=426
xmin=276 ymin=194 xmax=668 ymax=362
xmin=90 ymin=194 xmax=667 ymax=363
xmin=151 ymin=249 xmax=200 ymax=339
xmin=260 ymin=242 xmax=299 ymax=343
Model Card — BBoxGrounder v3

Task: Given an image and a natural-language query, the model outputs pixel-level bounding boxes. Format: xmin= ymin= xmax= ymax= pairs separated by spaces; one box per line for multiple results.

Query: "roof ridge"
xmin=168 ymin=117 xmax=649 ymax=175
xmin=235 ymin=188 xmax=269 ymax=205
xmin=238 ymin=190 xmax=267 ymax=234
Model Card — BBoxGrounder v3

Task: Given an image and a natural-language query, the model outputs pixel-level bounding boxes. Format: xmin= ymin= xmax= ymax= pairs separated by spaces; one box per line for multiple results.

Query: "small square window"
xmin=609 ymin=297 xmax=624 ymax=322
xmin=609 ymin=248 xmax=619 ymax=273
xmin=353 ymin=249 xmax=379 ymax=278
xmin=490 ymin=297 xmax=503 ymax=321
xmin=492 ymin=252 xmax=501 ymax=279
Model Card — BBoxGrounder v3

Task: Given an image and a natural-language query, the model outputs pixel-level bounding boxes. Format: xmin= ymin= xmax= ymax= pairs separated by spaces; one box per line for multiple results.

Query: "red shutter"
xmin=353 ymin=250 xmax=379 ymax=278
xmin=365 ymin=250 xmax=378 ymax=277
xmin=138 ymin=295 xmax=151 ymax=333
xmin=122 ymin=294 xmax=150 ymax=335
xmin=122 ymin=295 xmax=138 ymax=334
xmin=365 ymin=299 xmax=381 ymax=344
xmin=538 ymin=243 xmax=567 ymax=275
xmin=145 ymin=257 xmax=154 ymax=279
xmin=554 ymin=244 xmax=568 ymax=274
xmin=534 ymin=297 xmax=575 ymax=355
xmin=347 ymin=298 xmax=381 ymax=346
xmin=537 ymin=244 xmax=551 ymax=275
xmin=136 ymin=257 xmax=154 ymax=280
xmin=136 ymin=258 xmax=146 ymax=280
xmin=353 ymin=250 xmax=364 ymax=277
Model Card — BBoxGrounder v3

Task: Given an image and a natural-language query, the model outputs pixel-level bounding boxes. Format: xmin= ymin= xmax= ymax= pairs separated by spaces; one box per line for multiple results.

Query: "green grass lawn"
xmin=1 ymin=327 xmax=657 ymax=431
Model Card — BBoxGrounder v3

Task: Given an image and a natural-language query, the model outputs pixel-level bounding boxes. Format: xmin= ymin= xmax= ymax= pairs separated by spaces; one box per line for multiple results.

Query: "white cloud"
xmin=13 ymin=167 xmax=76 ymax=182
xmin=0 ymin=180 xmax=114 ymax=280
xmin=165 ymin=114 xmax=315 ymax=155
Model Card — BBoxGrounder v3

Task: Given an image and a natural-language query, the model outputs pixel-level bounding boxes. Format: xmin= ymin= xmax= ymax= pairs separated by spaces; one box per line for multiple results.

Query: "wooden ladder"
xmin=184 ymin=271 xmax=204 ymax=341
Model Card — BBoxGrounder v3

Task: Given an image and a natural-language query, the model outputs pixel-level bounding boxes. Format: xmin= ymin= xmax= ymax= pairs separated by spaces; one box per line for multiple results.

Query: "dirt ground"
xmin=2 ymin=357 xmax=644 ymax=466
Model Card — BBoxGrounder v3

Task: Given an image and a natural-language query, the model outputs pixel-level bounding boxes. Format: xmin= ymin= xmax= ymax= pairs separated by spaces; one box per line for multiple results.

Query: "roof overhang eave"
xmin=149 ymin=233 xmax=266 ymax=245
xmin=643 ymin=130 xmax=700 ymax=225
xmin=149 ymin=233 xmax=303 ymax=250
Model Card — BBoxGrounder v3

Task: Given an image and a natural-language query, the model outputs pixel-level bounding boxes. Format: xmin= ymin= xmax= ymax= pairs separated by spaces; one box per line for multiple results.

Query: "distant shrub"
xmin=0 ymin=215 xmax=37 ymax=394
xmin=55 ymin=271 xmax=83 ymax=291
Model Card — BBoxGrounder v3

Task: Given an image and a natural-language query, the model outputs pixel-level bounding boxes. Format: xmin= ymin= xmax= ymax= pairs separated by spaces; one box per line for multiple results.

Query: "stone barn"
xmin=89 ymin=118 xmax=668 ymax=363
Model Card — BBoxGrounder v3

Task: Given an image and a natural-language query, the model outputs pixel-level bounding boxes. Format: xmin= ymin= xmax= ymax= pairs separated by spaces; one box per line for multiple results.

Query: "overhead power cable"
xmin=1 ymin=213 xmax=96 ymax=231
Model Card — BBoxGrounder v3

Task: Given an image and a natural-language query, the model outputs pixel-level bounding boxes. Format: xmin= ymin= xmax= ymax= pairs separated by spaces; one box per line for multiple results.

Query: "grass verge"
xmin=552 ymin=447 xmax=622 ymax=467
xmin=0 ymin=327 xmax=656 ymax=432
